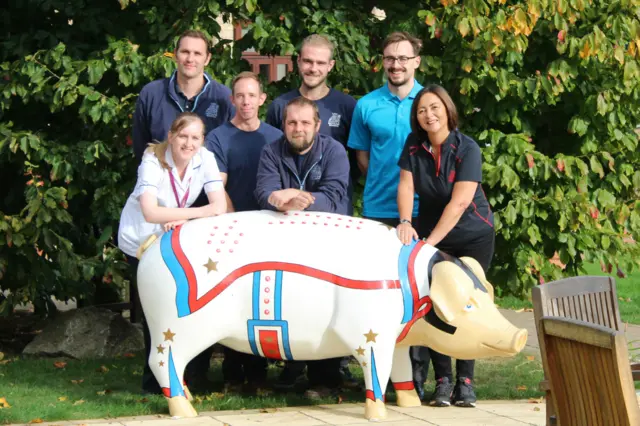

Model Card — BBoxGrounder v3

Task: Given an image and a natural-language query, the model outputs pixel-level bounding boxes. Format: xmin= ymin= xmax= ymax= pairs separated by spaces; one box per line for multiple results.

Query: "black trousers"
xmin=280 ymin=357 xmax=343 ymax=388
xmin=126 ymin=254 xmax=213 ymax=392
xmin=411 ymin=230 xmax=495 ymax=384
xmin=222 ymin=346 xmax=267 ymax=384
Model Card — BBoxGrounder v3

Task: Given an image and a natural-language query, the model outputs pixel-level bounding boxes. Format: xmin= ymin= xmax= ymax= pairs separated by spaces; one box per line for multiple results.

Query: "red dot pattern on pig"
xmin=204 ymin=215 xmax=376 ymax=257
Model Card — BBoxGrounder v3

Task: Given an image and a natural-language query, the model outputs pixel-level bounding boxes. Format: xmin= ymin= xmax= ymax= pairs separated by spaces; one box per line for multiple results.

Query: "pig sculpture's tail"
xmin=136 ymin=234 xmax=158 ymax=259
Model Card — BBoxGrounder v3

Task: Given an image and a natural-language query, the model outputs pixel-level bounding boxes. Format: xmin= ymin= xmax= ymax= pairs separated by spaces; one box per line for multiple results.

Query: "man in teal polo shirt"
xmin=347 ymin=31 xmax=421 ymax=226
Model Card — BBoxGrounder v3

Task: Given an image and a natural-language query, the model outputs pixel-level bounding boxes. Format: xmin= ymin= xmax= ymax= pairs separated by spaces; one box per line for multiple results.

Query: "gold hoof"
xmin=166 ymin=395 xmax=198 ymax=418
xmin=364 ymin=398 xmax=387 ymax=421
xmin=396 ymin=389 xmax=421 ymax=407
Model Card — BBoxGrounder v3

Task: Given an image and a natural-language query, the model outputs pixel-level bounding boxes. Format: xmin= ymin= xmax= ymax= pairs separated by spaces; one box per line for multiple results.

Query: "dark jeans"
xmin=410 ymin=230 xmax=495 ymax=385
xmin=126 ymin=254 xmax=213 ymax=392
xmin=222 ymin=346 xmax=267 ymax=384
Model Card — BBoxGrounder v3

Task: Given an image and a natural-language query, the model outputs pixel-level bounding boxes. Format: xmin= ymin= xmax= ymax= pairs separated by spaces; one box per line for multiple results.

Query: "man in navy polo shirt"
xmin=205 ymin=71 xmax=282 ymax=393
xmin=255 ymin=97 xmax=349 ymax=399
xmin=347 ymin=31 xmax=421 ymax=227
xmin=266 ymin=34 xmax=357 ymax=214
xmin=132 ymin=29 xmax=235 ymax=162
xmin=130 ymin=29 xmax=233 ymax=396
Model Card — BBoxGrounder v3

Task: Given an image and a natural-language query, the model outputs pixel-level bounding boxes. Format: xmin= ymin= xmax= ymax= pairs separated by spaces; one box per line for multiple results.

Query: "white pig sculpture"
xmin=136 ymin=210 xmax=527 ymax=420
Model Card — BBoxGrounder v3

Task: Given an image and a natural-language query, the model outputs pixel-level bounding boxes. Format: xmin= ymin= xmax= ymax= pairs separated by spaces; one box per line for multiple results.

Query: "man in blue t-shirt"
xmin=347 ymin=31 xmax=421 ymax=227
xmin=205 ymin=71 xmax=282 ymax=393
xmin=266 ymin=34 xmax=358 ymax=215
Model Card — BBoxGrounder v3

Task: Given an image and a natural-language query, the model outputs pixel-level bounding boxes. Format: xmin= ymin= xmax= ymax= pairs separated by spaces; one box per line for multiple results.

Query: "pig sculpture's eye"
xmin=463 ymin=303 xmax=475 ymax=312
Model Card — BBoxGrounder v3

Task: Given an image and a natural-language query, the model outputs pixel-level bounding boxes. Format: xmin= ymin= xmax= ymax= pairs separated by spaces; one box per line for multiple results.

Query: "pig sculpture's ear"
xmin=430 ymin=261 xmax=474 ymax=323
xmin=459 ymin=256 xmax=495 ymax=302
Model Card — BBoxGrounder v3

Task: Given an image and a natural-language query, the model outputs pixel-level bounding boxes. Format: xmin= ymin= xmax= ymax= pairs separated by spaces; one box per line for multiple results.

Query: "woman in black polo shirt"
xmin=396 ymin=84 xmax=494 ymax=408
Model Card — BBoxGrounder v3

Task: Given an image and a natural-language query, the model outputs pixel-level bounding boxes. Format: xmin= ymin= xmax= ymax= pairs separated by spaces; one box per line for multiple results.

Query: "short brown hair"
xmin=383 ymin=31 xmax=422 ymax=56
xmin=410 ymin=84 xmax=459 ymax=138
xmin=282 ymin=97 xmax=320 ymax=126
xmin=146 ymin=112 xmax=205 ymax=169
xmin=175 ymin=30 xmax=211 ymax=52
xmin=231 ymin=71 xmax=263 ymax=94
xmin=300 ymin=34 xmax=335 ymax=60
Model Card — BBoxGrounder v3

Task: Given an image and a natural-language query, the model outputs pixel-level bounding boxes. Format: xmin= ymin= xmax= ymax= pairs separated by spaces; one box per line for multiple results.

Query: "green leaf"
xmin=597 ymin=189 xmax=616 ymax=208
xmin=575 ymin=158 xmax=589 ymax=176
xmin=601 ymin=235 xmax=610 ymax=250
xmin=458 ymin=18 xmax=470 ymax=37
xmin=568 ymin=116 xmax=589 ymax=136
xmin=596 ymin=93 xmax=607 ymax=115
xmin=589 ymin=155 xmax=604 ymax=178
xmin=633 ymin=171 xmax=640 ymax=190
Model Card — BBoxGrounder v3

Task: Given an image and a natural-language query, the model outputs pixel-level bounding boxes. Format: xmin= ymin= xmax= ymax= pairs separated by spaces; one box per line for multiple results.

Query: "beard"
xmin=386 ymin=68 xmax=411 ymax=87
xmin=301 ymin=73 xmax=327 ymax=90
xmin=287 ymin=134 xmax=315 ymax=154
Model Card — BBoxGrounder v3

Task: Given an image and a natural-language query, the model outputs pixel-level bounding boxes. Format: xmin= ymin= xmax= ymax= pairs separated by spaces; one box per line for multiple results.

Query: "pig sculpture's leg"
xmin=148 ymin=331 xmax=199 ymax=418
xmin=390 ymin=346 xmax=421 ymax=407
xmin=360 ymin=341 xmax=394 ymax=421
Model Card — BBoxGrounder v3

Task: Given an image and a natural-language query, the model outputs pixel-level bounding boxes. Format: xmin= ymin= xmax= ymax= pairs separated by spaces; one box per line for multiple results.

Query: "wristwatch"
xmin=399 ymin=219 xmax=411 ymax=225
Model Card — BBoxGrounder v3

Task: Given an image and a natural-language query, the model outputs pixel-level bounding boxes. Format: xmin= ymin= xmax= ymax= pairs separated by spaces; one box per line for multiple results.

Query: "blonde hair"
xmin=300 ymin=34 xmax=335 ymax=60
xmin=144 ymin=112 xmax=205 ymax=170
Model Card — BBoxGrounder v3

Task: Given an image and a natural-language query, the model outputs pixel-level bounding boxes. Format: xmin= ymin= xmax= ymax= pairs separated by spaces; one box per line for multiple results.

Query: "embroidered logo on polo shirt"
xmin=205 ymin=102 xmax=219 ymax=118
xmin=327 ymin=113 xmax=341 ymax=127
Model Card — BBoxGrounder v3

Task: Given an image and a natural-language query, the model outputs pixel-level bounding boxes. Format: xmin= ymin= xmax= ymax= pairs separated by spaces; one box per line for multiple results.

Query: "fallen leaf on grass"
xmin=0 ymin=397 xmax=11 ymax=408
xmin=138 ymin=398 xmax=149 ymax=403
xmin=526 ymin=355 xmax=535 ymax=361
xmin=0 ymin=359 xmax=11 ymax=365
xmin=516 ymin=385 xmax=528 ymax=391
xmin=71 ymin=379 xmax=84 ymax=384
xmin=0 ymin=352 xmax=4 ymax=361
xmin=53 ymin=361 xmax=67 ymax=369
xmin=57 ymin=396 xmax=67 ymax=402
xmin=123 ymin=352 xmax=136 ymax=358
xmin=29 ymin=419 xmax=44 ymax=424
xmin=211 ymin=392 xmax=225 ymax=399
xmin=72 ymin=399 xmax=85 ymax=406
xmin=96 ymin=365 xmax=109 ymax=373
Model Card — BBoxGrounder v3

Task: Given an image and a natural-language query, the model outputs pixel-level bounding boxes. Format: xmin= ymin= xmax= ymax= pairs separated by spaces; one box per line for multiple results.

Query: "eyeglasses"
xmin=382 ymin=56 xmax=417 ymax=65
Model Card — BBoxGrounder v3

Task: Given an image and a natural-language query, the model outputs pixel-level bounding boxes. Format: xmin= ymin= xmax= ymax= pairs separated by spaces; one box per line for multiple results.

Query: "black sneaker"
xmin=429 ymin=377 xmax=454 ymax=407
xmin=452 ymin=377 xmax=477 ymax=407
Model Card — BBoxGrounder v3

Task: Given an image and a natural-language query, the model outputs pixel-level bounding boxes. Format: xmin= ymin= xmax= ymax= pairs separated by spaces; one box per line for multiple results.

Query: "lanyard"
xmin=168 ymin=171 xmax=191 ymax=208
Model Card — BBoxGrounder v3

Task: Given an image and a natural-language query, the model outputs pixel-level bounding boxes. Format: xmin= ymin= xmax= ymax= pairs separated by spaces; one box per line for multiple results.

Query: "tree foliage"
xmin=1 ymin=0 xmax=639 ymax=313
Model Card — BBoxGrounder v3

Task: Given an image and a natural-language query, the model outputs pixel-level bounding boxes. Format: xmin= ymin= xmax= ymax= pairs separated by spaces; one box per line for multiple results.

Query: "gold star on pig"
xmin=204 ymin=258 xmax=218 ymax=273
xmin=156 ymin=344 xmax=165 ymax=354
xmin=159 ymin=361 xmax=165 ymax=367
xmin=364 ymin=329 xmax=378 ymax=343
xmin=163 ymin=329 xmax=176 ymax=342
xmin=355 ymin=346 xmax=365 ymax=356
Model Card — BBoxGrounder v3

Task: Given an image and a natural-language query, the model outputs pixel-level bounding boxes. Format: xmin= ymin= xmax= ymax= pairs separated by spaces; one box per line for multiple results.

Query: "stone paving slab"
xmin=6 ymin=401 xmax=545 ymax=426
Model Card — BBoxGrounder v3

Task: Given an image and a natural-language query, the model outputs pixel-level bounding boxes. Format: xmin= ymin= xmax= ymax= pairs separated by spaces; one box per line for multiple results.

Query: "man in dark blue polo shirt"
xmin=132 ymin=29 xmax=235 ymax=162
xmin=205 ymin=72 xmax=282 ymax=393
xmin=130 ymin=29 xmax=234 ymax=396
xmin=255 ymin=97 xmax=350 ymax=399
xmin=266 ymin=34 xmax=357 ymax=215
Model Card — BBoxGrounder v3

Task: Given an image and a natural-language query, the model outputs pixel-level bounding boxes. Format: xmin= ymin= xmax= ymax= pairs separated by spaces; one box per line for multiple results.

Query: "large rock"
xmin=23 ymin=307 xmax=143 ymax=359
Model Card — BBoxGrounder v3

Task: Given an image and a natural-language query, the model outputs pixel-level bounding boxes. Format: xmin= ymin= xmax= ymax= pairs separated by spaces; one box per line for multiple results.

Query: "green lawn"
xmin=0 ymin=353 xmax=544 ymax=424
xmin=496 ymin=262 xmax=640 ymax=325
